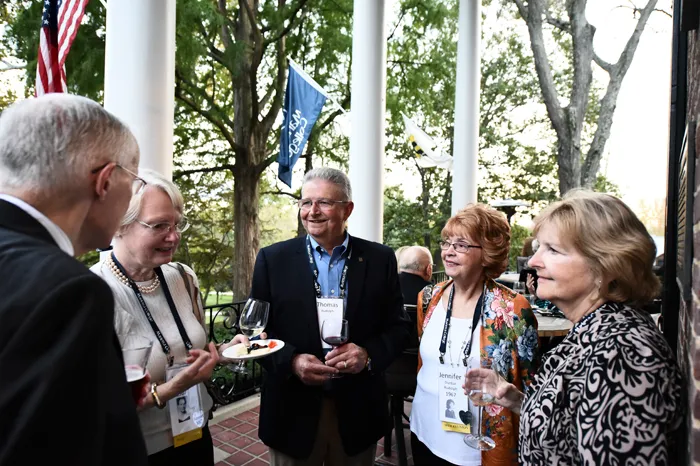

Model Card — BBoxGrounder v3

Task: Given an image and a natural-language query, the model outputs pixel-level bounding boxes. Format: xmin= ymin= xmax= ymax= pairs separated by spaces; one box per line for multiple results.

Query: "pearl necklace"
xmin=106 ymin=255 xmax=161 ymax=294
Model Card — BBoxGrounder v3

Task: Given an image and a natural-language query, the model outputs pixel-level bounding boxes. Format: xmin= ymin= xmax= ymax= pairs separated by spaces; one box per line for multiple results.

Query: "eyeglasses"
xmin=297 ymin=198 xmax=350 ymax=212
xmin=439 ymin=240 xmax=482 ymax=253
xmin=91 ymin=162 xmax=147 ymax=195
xmin=136 ymin=217 xmax=190 ymax=235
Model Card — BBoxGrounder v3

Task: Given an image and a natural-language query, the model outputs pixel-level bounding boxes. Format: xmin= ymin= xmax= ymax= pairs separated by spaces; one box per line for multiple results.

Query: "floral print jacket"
xmin=417 ymin=279 xmax=540 ymax=466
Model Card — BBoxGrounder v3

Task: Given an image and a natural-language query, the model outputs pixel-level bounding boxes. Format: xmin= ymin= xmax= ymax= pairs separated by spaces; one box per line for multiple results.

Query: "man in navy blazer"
xmin=251 ymin=167 xmax=411 ymax=465
xmin=0 ymin=95 xmax=148 ymax=465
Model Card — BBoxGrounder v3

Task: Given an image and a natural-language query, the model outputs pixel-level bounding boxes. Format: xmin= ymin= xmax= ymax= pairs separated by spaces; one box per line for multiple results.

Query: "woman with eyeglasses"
xmin=91 ymin=169 xmax=253 ymax=466
xmin=410 ymin=204 xmax=539 ymax=466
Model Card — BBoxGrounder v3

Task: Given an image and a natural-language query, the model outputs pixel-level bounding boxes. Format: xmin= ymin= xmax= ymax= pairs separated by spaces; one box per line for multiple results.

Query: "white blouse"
xmin=91 ymin=260 xmax=213 ymax=455
xmin=410 ymin=299 xmax=482 ymax=466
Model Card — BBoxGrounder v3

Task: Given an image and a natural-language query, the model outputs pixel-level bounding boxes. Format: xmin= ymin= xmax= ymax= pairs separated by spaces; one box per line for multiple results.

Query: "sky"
xmin=588 ymin=0 xmax=673 ymax=208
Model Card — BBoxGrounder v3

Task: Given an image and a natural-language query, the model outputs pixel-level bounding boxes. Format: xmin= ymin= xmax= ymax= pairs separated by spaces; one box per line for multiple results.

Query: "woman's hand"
xmin=526 ymin=274 xmax=536 ymax=295
xmin=140 ymin=344 xmax=220 ymax=409
xmin=218 ymin=332 xmax=268 ymax=363
xmin=134 ymin=371 xmax=152 ymax=410
xmin=463 ymin=368 xmax=524 ymax=414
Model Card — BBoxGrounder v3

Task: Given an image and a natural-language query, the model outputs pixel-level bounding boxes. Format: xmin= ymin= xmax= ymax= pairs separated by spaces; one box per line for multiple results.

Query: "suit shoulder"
xmin=0 ymin=236 xmax=107 ymax=292
xmin=351 ymin=237 xmax=394 ymax=257
xmin=259 ymin=237 xmax=305 ymax=256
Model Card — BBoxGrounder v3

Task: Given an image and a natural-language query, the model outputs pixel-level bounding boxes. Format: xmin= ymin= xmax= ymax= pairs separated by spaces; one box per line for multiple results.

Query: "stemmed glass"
xmin=464 ymin=357 xmax=497 ymax=451
xmin=119 ymin=334 xmax=153 ymax=404
xmin=233 ymin=298 xmax=270 ymax=374
xmin=513 ymin=281 xmax=526 ymax=295
xmin=321 ymin=319 xmax=348 ymax=378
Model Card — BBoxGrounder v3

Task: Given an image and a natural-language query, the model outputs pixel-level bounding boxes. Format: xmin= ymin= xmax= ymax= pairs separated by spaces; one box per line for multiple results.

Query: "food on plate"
xmin=232 ymin=340 xmax=278 ymax=357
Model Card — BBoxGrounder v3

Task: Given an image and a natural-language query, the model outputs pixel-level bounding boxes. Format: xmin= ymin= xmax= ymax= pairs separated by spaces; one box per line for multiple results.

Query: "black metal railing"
xmin=431 ymin=270 xmax=447 ymax=284
xmin=204 ymin=301 xmax=264 ymax=408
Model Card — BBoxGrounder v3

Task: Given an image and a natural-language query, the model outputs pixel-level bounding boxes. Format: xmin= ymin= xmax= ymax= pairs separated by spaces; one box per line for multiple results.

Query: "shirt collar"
xmin=308 ymin=232 xmax=350 ymax=257
xmin=0 ymin=194 xmax=75 ymax=256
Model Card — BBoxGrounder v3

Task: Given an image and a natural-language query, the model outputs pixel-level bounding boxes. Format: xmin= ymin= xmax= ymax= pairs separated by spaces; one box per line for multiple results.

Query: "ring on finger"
xmin=343 ymin=361 xmax=348 ymax=369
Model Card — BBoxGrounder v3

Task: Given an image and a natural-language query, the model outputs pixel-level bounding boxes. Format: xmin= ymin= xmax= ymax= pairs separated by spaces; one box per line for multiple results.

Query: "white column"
xmin=104 ymin=0 xmax=176 ymax=180
xmin=451 ymin=0 xmax=481 ymax=214
xmin=348 ymin=0 xmax=387 ymax=242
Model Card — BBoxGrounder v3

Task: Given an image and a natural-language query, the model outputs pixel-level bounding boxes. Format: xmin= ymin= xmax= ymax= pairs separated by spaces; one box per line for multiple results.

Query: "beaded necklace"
xmin=106 ymin=254 xmax=161 ymax=294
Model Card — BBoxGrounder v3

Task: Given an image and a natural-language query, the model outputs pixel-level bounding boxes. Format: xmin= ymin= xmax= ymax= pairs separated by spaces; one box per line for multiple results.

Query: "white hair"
xmin=399 ymin=246 xmax=432 ymax=272
xmin=302 ymin=167 xmax=352 ymax=201
xmin=0 ymin=94 xmax=138 ymax=195
xmin=119 ymin=169 xmax=184 ymax=231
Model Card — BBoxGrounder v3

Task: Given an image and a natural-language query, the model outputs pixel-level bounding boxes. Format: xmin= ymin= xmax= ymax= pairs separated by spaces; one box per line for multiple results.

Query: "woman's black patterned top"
xmin=519 ymin=302 xmax=682 ymax=465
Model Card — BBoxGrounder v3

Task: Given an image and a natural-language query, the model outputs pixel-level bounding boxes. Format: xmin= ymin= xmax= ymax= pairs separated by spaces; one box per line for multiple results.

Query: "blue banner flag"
xmin=278 ymin=60 xmax=328 ymax=187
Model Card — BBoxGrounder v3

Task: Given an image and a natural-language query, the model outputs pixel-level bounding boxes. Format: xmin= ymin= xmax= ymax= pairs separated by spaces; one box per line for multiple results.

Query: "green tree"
xmin=3 ymin=0 xmax=354 ymax=299
xmin=510 ymin=0 xmax=661 ymax=195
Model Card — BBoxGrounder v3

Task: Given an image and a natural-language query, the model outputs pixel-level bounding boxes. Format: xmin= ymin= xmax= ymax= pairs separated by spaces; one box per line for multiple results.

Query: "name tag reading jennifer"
xmin=438 ymin=368 xmax=471 ymax=433
xmin=316 ymin=297 xmax=343 ymax=349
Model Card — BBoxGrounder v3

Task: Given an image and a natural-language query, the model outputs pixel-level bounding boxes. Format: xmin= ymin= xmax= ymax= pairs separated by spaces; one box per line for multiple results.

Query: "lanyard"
xmin=439 ymin=283 xmax=485 ymax=366
xmin=306 ymin=236 xmax=352 ymax=299
xmin=111 ymin=253 xmax=193 ymax=365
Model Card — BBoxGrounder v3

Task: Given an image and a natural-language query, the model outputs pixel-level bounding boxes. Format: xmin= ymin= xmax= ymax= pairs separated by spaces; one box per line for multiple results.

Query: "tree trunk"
xmin=232 ymin=165 xmax=262 ymax=300
xmin=557 ymin=125 xmax=582 ymax=194
xmin=297 ymin=153 xmax=314 ymax=237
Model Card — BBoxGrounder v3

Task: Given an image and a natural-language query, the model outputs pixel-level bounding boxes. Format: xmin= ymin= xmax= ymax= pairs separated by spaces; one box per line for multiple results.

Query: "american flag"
xmin=36 ymin=0 xmax=90 ymax=96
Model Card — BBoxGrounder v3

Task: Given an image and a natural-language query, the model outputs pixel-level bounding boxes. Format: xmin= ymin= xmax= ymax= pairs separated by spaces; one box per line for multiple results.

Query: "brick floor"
xmin=210 ymin=398 xmax=414 ymax=466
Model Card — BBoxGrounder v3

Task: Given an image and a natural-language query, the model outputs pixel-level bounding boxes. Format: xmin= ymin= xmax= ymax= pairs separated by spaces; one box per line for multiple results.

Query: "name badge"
xmin=438 ymin=368 xmax=471 ymax=433
xmin=316 ymin=297 xmax=343 ymax=349
xmin=166 ymin=363 xmax=204 ymax=447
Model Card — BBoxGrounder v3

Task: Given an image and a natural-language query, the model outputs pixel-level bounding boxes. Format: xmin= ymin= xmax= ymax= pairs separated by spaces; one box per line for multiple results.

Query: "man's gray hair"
xmin=119 ymin=169 xmax=184 ymax=231
xmin=0 ymin=94 xmax=138 ymax=194
xmin=399 ymin=246 xmax=432 ymax=272
xmin=302 ymin=167 xmax=352 ymax=201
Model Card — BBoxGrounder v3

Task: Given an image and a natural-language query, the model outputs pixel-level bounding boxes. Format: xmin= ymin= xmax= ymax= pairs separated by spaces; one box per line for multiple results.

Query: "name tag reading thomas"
xmin=316 ymin=297 xmax=343 ymax=349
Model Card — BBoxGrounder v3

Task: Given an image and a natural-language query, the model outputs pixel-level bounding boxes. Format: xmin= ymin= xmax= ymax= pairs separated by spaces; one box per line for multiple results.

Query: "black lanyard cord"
xmin=438 ymin=282 xmax=485 ymax=366
xmin=111 ymin=253 xmax=193 ymax=362
xmin=306 ymin=236 xmax=352 ymax=299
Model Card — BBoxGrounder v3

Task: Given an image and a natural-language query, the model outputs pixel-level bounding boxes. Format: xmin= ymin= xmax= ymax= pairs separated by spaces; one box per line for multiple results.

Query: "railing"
xmin=204 ymin=301 xmax=264 ymax=408
xmin=431 ymin=270 xmax=447 ymax=284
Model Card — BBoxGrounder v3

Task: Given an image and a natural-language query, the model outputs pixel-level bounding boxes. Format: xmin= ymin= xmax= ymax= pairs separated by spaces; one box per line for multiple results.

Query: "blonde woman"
xmin=466 ymin=191 xmax=682 ymax=465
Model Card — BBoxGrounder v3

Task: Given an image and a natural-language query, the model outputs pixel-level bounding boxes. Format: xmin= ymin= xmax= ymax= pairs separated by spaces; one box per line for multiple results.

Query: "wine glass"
xmin=118 ymin=334 xmax=153 ymax=404
xmin=321 ymin=319 xmax=348 ymax=378
xmin=464 ymin=357 xmax=497 ymax=451
xmin=513 ymin=281 xmax=526 ymax=295
xmin=233 ymin=298 xmax=270 ymax=374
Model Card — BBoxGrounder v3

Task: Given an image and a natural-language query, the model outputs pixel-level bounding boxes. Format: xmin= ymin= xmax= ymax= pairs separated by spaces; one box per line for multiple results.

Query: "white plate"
xmin=222 ymin=339 xmax=285 ymax=361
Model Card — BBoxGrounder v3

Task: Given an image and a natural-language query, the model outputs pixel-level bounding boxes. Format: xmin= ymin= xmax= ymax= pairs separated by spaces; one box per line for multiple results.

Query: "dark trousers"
xmin=148 ymin=425 xmax=214 ymax=466
xmin=410 ymin=432 xmax=459 ymax=466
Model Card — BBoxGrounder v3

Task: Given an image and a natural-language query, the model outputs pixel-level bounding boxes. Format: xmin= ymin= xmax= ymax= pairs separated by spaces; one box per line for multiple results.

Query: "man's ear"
xmin=343 ymin=201 xmax=354 ymax=221
xmin=93 ymin=163 xmax=117 ymax=201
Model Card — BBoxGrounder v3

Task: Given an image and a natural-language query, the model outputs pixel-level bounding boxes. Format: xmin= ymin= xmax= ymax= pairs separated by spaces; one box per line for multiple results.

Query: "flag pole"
xmin=288 ymin=58 xmax=346 ymax=114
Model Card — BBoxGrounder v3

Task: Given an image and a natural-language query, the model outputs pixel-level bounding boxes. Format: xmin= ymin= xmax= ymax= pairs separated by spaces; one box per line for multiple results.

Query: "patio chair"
xmin=383 ymin=304 xmax=418 ymax=466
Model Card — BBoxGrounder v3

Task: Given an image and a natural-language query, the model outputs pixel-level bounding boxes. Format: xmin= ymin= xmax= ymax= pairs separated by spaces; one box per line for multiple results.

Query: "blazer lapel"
xmin=345 ymin=237 xmax=367 ymax=324
xmin=293 ymin=238 xmax=324 ymax=350
xmin=0 ymin=199 xmax=57 ymax=246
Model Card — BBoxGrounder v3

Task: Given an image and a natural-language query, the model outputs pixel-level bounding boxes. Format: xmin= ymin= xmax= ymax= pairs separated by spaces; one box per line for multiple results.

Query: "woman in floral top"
xmin=465 ymin=191 xmax=682 ymax=465
xmin=410 ymin=204 xmax=539 ymax=466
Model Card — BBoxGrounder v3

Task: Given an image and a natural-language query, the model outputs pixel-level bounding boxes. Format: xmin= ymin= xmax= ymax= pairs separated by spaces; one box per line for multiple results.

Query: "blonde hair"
xmin=533 ymin=190 xmax=659 ymax=306
xmin=442 ymin=203 xmax=510 ymax=279
xmin=118 ymin=169 xmax=184 ymax=232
